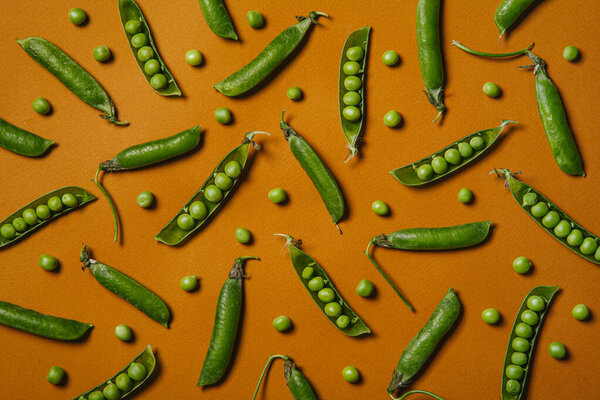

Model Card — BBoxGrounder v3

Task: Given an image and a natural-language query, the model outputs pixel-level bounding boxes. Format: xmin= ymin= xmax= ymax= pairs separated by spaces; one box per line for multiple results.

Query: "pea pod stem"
xmin=92 ymin=167 xmax=120 ymax=243
xmin=391 ymin=389 xmax=446 ymax=400
xmin=452 ymin=40 xmax=534 ymax=57
xmin=251 ymin=354 xmax=289 ymax=400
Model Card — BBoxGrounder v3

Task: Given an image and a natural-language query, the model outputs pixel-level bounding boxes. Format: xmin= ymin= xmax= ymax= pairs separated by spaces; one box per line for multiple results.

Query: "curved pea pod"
xmin=198 ymin=0 xmax=238 ymax=40
xmin=0 ymin=186 xmax=95 ymax=249
xmin=0 ymin=300 xmax=92 ymax=341
xmin=0 ymin=116 xmax=53 ymax=157
xmin=501 ymin=286 xmax=559 ymax=400
xmin=387 ymin=288 xmax=461 ymax=396
xmin=390 ymin=120 xmax=517 ymax=186
xmin=155 ymin=131 xmax=267 ymax=246
xmin=251 ymin=355 xmax=317 ymax=400
xmin=214 ymin=11 xmax=327 ymax=97
xmin=118 ymin=0 xmax=181 ymax=96
xmin=198 ymin=256 xmax=259 ymax=386
xmin=16 ymin=37 xmax=126 ymax=125
xmin=80 ymin=245 xmax=170 ymax=327
xmin=277 ymin=235 xmax=370 ymax=336
xmin=72 ymin=345 xmax=156 ymax=400
xmin=339 ymin=26 xmax=370 ymax=162
xmin=495 ymin=0 xmax=536 ymax=39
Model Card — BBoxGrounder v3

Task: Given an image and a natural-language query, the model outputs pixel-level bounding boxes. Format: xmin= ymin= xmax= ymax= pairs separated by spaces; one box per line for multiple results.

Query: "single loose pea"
xmin=302 ymin=266 xmax=314 ymax=280
xmin=383 ymin=110 xmax=402 ymax=128
xmin=531 ymin=202 xmax=550 ymax=218
xmin=137 ymin=46 xmax=154 ymax=62
xmin=431 ymin=156 xmax=448 ymax=174
xmin=572 ymin=304 xmax=589 ymax=321
xmin=32 ymin=97 xmax=51 ymax=115
xmin=214 ymin=172 xmax=233 ymax=190
xmin=511 ymin=337 xmax=531 ymax=352
xmin=444 ymin=148 xmax=462 ymax=165
xmin=39 ymin=254 xmax=58 ymax=271
xmin=563 ymin=45 xmax=579 ymax=62
xmin=12 ymin=217 xmax=27 ymax=233
xmin=470 ymin=136 xmax=485 ymax=150
xmin=286 ymin=86 xmax=302 ymax=101
xmin=272 ymin=315 xmax=291 ymax=332
xmin=371 ymin=200 xmax=389 ymax=216
xmin=343 ymin=91 xmax=361 ymax=106
xmin=131 ymin=33 xmax=149 ymax=49
xmin=505 ymin=364 xmax=524 ymax=380
xmin=344 ymin=76 xmax=362 ymax=91
xmin=522 ymin=192 xmax=538 ymax=206
xmin=512 ymin=256 xmax=531 ymax=274
xmin=324 ymin=302 xmax=342 ymax=318
xmin=527 ymin=295 xmax=546 ymax=312
xmin=246 ymin=10 xmax=264 ymax=28
xmin=342 ymin=106 xmax=361 ymax=122
xmin=336 ymin=315 xmax=350 ymax=329
xmin=180 ymin=275 xmax=198 ymax=291
xmin=46 ymin=366 xmax=64 ymax=385
xmin=542 ymin=210 xmax=560 ymax=227
xmin=347 ymin=46 xmax=364 ymax=61
xmin=567 ymin=229 xmax=584 ymax=247
xmin=115 ymin=372 xmax=133 ymax=392
xmin=61 ymin=193 xmax=78 ymax=207
xmin=356 ymin=279 xmax=374 ymax=297
xmin=481 ymin=308 xmax=500 ymax=324
xmin=268 ymin=188 xmax=286 ymax=204
xmin=103 ymin=382 xmax=121 ymax=400
xmin=343 ymin=61 xmax=361 ymax=76
xmin=457 ymin=188 xmax=473 ymax=204
xmin=458 ymin=142 xmax=473 ymax=158
xmin=136 ymin=191 xmax=154 ymax=208
xmin=554 ymin=220 xmax=572 ymax=238
xmin=514 ymin=322 xmax=533 ymax=339
xmin=317 ymin=288 xmax=335 ymax=303
xmin=69 ymin=8 xmax=87 ymax=25
xmin=36 ymin=204 xmax=51 ymax=220
xmin=176 ymin=213 xmax=195 ymax=230
xmin=185 ymin=49 xmax=203 ymax=66
xmin=483 ymin=82 xmax=501 ymax=98
xmin=307 ymin=277 xmax=324 ymax=292
xmin=22 ymin=209 xmax=38 ymax=226
xmin=505 ymin=380 xmax=521 ymax=395
xmin=224 ymin=161 xmax=241 ymax=178
xmin=511 ymin=352 xmax=528 ymax=366
xmin=47 ymin=196 xmax=63 ymax=212
xmin=93 ymin=46 xmax=111 ymax=62
xmin=382 ymin=50 xmax=399 ymax=66
xmin=521 ymin=309 xmax=539 ymax=326
xmin=235 ymin=227 xmax=251 ymax=244
xmin=143 ymin=59 xmax=160 ymax=75
xmin=548 ymin=342 xmax=566 ymax=359
xmin=580 ymin=237 xmax=597 ymax=255
xmin=127 ymin=363 xmax=147 ymax=381
xmin=214 ymin=107 xmax=232 ymax=124
xmin=125 ymin=20 xmax=142 ymax=34
xmin=416 ymin=164 xmax=433 ymax=181
xmin=89 ymin=390 xmax=105 ymax=400
xmin=341 ymin=366 xmax=360 ymax=383
xmin=1 ymin=224 xmax=16 ymax=239
xmin=150 ymin=74 xmax=167 ymax=90
xmin=204 ymin=185 xmax=223 ymax=203
xmin=189 ymin=201 xmax=208 ymax=220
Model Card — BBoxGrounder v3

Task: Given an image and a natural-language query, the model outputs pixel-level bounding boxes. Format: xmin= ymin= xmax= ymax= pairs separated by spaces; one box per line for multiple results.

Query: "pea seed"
xmin=470 ymin=136 xmax=485 ymax=150
xmin=189 ymin=201 xmax=208 ymax=220
xmin=235 ymin=227 xmax=251 ymax=244
xmin=46 ymin=366 xmax=64 ymax=385
xmin=457 ymin=142 xmax=473 ymax=157
xmin=457 ymin=188 xmax=473 ymax=204
xmin=39 ymin=254 xmax=58 ymax=271
xmin=431 ymin=156 xmax=448 ymax=174
xmin=511 ymin=352 xmax=528 ymax=366
xmin=336 ymin=315 xmax=350 ymax=329
xmin=287 ymin=86 xmax=302 ymax=101
xmin=12 ymin=217 xmax=27 ymax=233
xmin=125 ymin=20 xmax=142 ymax=35
xmin=214 ymin=107 xmax=232 ymax=124
xmin=272 ymin=315 xmax=291 ymax=332
xmin=302 ymin=266 xmax=314 ymax=280
xmin=531 ymin=202 xmax=550 ymax=218
xmin=343 ymin=91 xmax=361 ymax=106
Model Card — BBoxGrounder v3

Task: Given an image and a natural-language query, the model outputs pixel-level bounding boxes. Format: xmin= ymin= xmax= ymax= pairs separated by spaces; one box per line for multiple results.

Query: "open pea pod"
xmin=390 ymin=120 xmax=516 ymax=186
xmin=118 ymin=0 xmax=181 ymax=96
xmin=155 ymin=132 xmax=266 ymax=245
xmin=0 ymin=186 xmax=95 ymax=249
xmin=72 ymin=345 xmax=156 ymax=400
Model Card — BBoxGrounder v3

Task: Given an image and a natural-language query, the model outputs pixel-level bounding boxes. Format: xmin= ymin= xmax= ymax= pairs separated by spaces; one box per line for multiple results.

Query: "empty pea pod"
xmin=276 ymin=234 xmax=370 ymax=336
xmin=390 ymin=120 xmax=517 ymax=186
xmin=252 ymin=354 xmax=318 ymax=400
xmin=198 ymin=256 xmax=259 ymax=386
xmin=0 ymin=116 xmax=53 ymax=157
xmin=16 ymin=37 xmax=127 ymax=125
xmin=80 ymin=245 xmax=171 ymax=327
xmin=118 ymin=0 xmax=182 ymax=96
xmin=198 ymin=0 xmax=238 ymax=40
xmin=495 ymin=0 xmax=537 ymax=40
xmin=214 ymin=11 xmax=327 ymax=97
xmin=155 ymin=131 xmax=267 ymax=245
xmin=72 ymin=345 xmax=156 ymax=400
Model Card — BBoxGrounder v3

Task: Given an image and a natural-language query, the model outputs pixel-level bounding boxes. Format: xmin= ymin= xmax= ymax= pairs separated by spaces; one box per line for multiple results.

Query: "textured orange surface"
xmin=1 ymin=1 xmax=599 ymax=399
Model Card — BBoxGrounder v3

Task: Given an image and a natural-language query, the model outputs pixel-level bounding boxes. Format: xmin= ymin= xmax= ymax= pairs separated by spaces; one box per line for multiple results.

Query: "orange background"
xmin=1 ymin=0 xmax=599 ymax=399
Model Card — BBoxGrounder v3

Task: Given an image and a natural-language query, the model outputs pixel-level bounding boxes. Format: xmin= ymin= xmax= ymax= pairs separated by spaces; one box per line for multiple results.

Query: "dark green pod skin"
xmin=214 ymin=12 xmax=327 ymax=97
xmin=118 ymin=0 xmax=182 ymax=96
xmin=80 ymin=245 xmax=170 ymax=327
xmin=198 ymin=0 xmax=238 ymax=40
xmin=73 ymin=345 xmax=156 ymax=400
xmin=495 ymin=0 xmax=536 ymax=38
xmin=280 ymin=113 xmax=345 ymax=227
xmin=0 ymin=186 xmax=96 ymax=249
xmin=284 ymin=359 xmax=318 ymax=400
xmin=416 ymin=0 xmax=445 ymax=121
xmin=0 ymin=300 xmax=92 ymax=341
xmin=0 ymin=117 xmax=53 ymax=157
xmin=100 ymin=126 xmax=202 ymax=171
xmin=388 ymin=288 xmax=461 ymax=394
xmin=501 ymin=286 xmax=558 ymax=400
xmin=16 ymin=37 xmax=126 ymax=125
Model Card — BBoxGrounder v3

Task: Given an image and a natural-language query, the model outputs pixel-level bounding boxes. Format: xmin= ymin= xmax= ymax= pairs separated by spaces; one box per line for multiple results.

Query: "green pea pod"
xmin=198 ymin=256 xmax=259 ymax=386
xmin=495 ymin=0 xmax=536 ymax=39
xmin=155 ymin=131 xmax=268 ymax=246
xmin=390 ymin=120 xmax=517 ymax=186
xmin=252 ymin=355 xmax=318 ymax=400
xmin=277 ymin=234 xmax=370 ymax=336
xmin=393 ymin=389 xmax=447 ymax=400
xmin=416 ymin=0 xmax=445 ymax=122
xmin=0 ymin=186 xmax=96 ymax=249
xmin=80 ymin=245 xmax=170 ymax=327
xmin=388 ymin=288 xmax=461 ymax=396
xmin=501 ymin=285 xmax=559 ymax=400
xmin=0 ymin=300 xmax=92 ymax=341
xmin=495 ymin=169 xmax=600 ymax=264
xmin=16 ymin=37 xmax=127 ymax=125
xmin=214 ymin=11 xmax=327 ymax=97
xmin=72 ymin=345 xmax=156 ymax=400
xmin=118 ymin=0 xmax=182 ymax=96
xmin=198 ymin=0 xmax=238 ymax=40
xmin=338 ymin=26 xmax=370 ymax=162
xmin=280 ymin=112 xmax=345 ymax=231
xmin=0 ymin=116 xmax=53 ymax=157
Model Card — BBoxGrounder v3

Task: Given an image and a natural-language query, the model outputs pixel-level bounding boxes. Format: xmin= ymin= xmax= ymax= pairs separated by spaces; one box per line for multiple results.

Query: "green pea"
xmin=68 ymin=8 xmax=87 ymax=25
xmin=214 ymin=107 xmax=232 ymax=124
xmin=150 ymin=74 xmax=167 ymax=90
xmin=481 ymin=308 xmax=500 ymax=324
xmin=580 ymin=237 xmax=597 ymax=255
xmin=341 ymin=366 xmax=360 ymax=383
xmin=566 ymin=229 xmax=584 ymax=247
xmin=526 ymin=295 xmax=546 ymax=312
xmin=180 ymin=275 xmax=198 ymax=291
xmin=531 ymin=202 xmax=550 ymax=218
xmin=511 ymin=352 xmax=528 ymax=366
xmin=185 ymin=49 xmax=203 ymax=66
xmin=416 ymin=164 xmax=433 ymax=181
xmin=317 ymin=288 xmax=335 ymax=303
xmin=131 ymin=33 xmax=149 ymax=49
xmin=371 ymin=200 xmax=389 ymax=216
xmin=521 ymin=309 xmax=539 ymax=326
xmin=32 ymin=97 xmax=51 ymax=115
xmin=505 ymin=380 xmax=521 ymax=395
xmin=224 ymin=161 xmax=242 ymax=178
xmin=89 ymin=390 xmax=105 ymax=400
xmin=47 ymin=196 xmax=63 ymax=212
xmin=93 ymin=46 xmax=111 ymax=62
xmin=563 ymin=45 xmax=579 ymax=62
xmin=554 ymin=220 xmax=572 ymax=238
xmin=287 ymin=86 xmax=302 ymax=101
xmin=137 ymin=46 xmax=155 ymax=62
xmin=344 ymin=76 xmax=362 ymax=91
xmin=457 ymin=188 xmax=473 ymax=204
xmin=204 ymin=185 xmax=223 ymax=203
xmin=1 ymin=224 xmax=16 ymax=239
xmin=347 ymin=46 xmax=364 ymax=61
xmin=115 ymin=372 xmax=133 ymax=392
xmin=548 ymin=341 xmax=566 ymax=359
xmin=125 ymin=20 xmax=142 ymax=35
xmin=595 ymin=246 xmax=600 ymax=261
xmin=444 ymin=148 xmax=462 ymax=165
xmin=103 ymin=382 xmax=121 ymax=400
xmin=301 ymin=266 xmax=314 ymax=280
xmin=457 ymin=142 xmax=473 ymax=158
xmin=9 ymin=217 xmax=26 ymax=234
xmin=336 ymin=315 xmax=350 ymax=329
xmin=39 ymin=254 xmax=58 ymax=271
xmin=343 ymin=61 xmax=361 ymax=75
xmin=514 ymin=322 xmax=533 ymax=339
xmin=542 ymin=211 xmax=560 ymax=227
xmin=22 ymin=208 xmax=38 ymax=226
xmin=483 ymin=82 xmax=501 ymax=98
xmin=136 ymin=191 xmax=154 ymax=208
xmin=176 ymin=213 xmax=195 ymax=230
xmin=505 ymin=364 xmax=524 ymax=380
xmin=143 ymin=59 xmax=160 ymax=75
xmin=268 ymin=188 xmax=286 ymax=204
xmin=36 ymin=204 xmax=51 ymax=220
xmin=246 ymin=10 xmax=264 ymax=28
xmin=307 ymin=277 xmax=324 ymax=292
xmin=235 ymin=227 xmax=251 ymax=244
xmin=46 ymin=366 xmax=64 ymax=385
xmin=572 ymin=304 xmax=589 ymax=321
xmin=324 ymin=302 xmax=342 ymax=318
xmin=127 ymin=363 xmax=147 ymax=381
xmin=522 ymin=192 xmax=538 ymax=207
xmin=383 ymin=110 xmax=402 ymax=128
xmin=382 ymin=50 xmax=399 ymax=66
xmin=214 ymin=172 xmax=233 ymax=190
xmin=470 ymin=136 xmax=485 ymax=150
xmin=114 ymin=324 xmax=132 ymax=341
xmin=342 ymin=106 xmax=361 ymax=122
xmin=343 ymin=91 xmax=361 ymax=106
xmin=189 ymin=201 xmax=208 ymax=220
xmin=356 ymin=279 xmax=374 ymax=297
xmin=511 ymin=337 xmax=531 ymax=352
xmin=431 ymin=156 xmax=448 ymax=174
xmin=272 ymin=315 xmax=291 ymax=332
xmin=61 ymin=193 xmax=78 ymax=207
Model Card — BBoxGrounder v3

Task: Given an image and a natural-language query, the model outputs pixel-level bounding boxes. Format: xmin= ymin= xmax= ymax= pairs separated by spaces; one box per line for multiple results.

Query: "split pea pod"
xmin=214 ymin=11 xmax=327 ymax=97
xmin=495 ymin=0 xmax=537 ymax=40
xmin=0 ymin=116 xmax=53 ymax=157
xmin=280 ymin=112 xmax=345 ymax=231
xmin=416 ymin=0 xmax=445 ymax=122
xmin=0 ymin=300 xmax=92 ymax=341
xmin=197 ymin=256 xmax=259 ymax=386
xmin=198 ymin=0 xmax=238 ymax=40
xmin=252 ymin=354 xmax=318 ymax=400
xmin=80 ymin=245 xmax=171 ymax=327
xmin=16 ymin=37 xmax=126 ymax=125
xmin=388 ymin=288 xmax=461 ymax=398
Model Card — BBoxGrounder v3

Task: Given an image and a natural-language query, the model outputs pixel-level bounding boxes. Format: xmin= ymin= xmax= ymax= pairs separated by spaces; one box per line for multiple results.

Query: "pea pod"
xmin=501 ymin=286 xmax=559 ymax=400
xmin=72 ymin=345 xmax=156 ymax=400
xmin=80 ymin=245 xmax=171 ymax=327
xmin=495 ymin=0 xmax=537 ymax=39
xmin=16 ymin=37 xmax=127 ymax=125
xmin=0 ymin=116 xmax=53 ymax=157
xmin=390 ymin=120 xmax=517 ymax=186
xmin=388 ymin=288 xmax=461 ymax=397
xmin=495 ymin=169 xmax=600 ymax=264
xmin=0 ymin=300 xmax=92 ymax=341
xmin=155 ymin=131 xmax=268 ymax=246
xmin=198 ymin=256 xmax=259 ymax=386
xmin=198 ymin=0 xmax=238 ymax=40
xmin=338 ymin=26 xmax=370 ymax=162
xmin=252 ymin=355 xmax=318 ymax=400
xmin=214 ymin=11 xmax=327 ymax=97
xmin=276 ymin=234 xmax=370 ymax=336
xmin=0 ymin=186 xmax=95 ymax=249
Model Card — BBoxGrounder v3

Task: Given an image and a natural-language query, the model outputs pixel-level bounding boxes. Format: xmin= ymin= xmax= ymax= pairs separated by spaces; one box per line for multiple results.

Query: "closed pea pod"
xmin=252 ymin=355 xmax=318 ymax=400
xmin=495 ymin=0 xmax=537 ymax=40
xmin=198 ymin=0 xmax=238 ymax=40
xmin=0 ymin=116 xmax=53 ymax=157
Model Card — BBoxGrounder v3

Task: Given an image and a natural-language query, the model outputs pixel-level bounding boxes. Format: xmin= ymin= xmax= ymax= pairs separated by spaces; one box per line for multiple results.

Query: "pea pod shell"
xmin=390 ymin=121 xmax=516 ymax=186
xmin=0 ymin=300 xmax=92 ymax=341
xmin=0 ymin=117 xmax=53 ymax=157
xmin=72 ymin=345 xmax=156 ymax=400
xmin=0 ymin=186 xmax=96 ymax=249
xmin=502 ymin=286 xmax=559 ymax=400
xmin=284 ymin=359 xmax=318 ymax=400
xmin=388 ymin=288 xmax=461 ymax=393
xmin=495 ymin=0 xmax=536 ymax=38
xmin=198 ymin=0 xmax=238 ymax=40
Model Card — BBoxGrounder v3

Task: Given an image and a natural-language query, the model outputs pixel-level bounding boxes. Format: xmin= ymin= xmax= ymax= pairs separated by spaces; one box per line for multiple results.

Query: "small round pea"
xmin=356 ymin=279 xmax=374 ymax=297
xmin=189 ymin=201 xmax=208 ymax=220
xmin=32 ymin=97 xmax=51 ymax=115
xmin=224 ymin=161 xmax=242 ymax=178
xmin=383 ymin=110 xmax=402 ymax=128
xmin=336 ymin=315 xmax=350 ymax=329
xmin=143 ymin=59 xmax=160 ymax=75
xmin=115 ymin=372 xmax=133 ymax=392
xmin=511 ymin=337 xmax=531 ymax=353
xmin=341 ymin=366 xmax=360 ymax=383
xmin=554 ymin=220 xmax=572 ymax=238
xmin=114 ymin=324 xmax=132 ymax=341
xmin=214 ymin=172 xmax=233 ymax=190
xmin=131 ymin=33 xmax=149 ymax=49
xmin=93 ymin=46 xmax=111 ymax=62
xmin=514 ymin=322 xmax=533 ymax=339
xmin=457 ymin=188 xmax=473 ymax=204
xmin=505 ymin=364 xmax=524 ymax=380
xmin=444 ymin=148 xmax=462 ymax=165
xmin=572 ymin=304 xmax=589 ymax=321
xmin=530 ymin=202 xmax=550 ymax=218
xmin=286 ymin=86 xmax=302 ymax=101
xmin=89 ymin=390 xmax=105 ymax=400
xmin=180 ymin=275 xmax=198 ymax=291
xmin=136 ymin=191 xmax=154 ymax=208
xmin=268 ymin=188 xmax=286 ymax=204
xmin=416 ymin=164 xmax=433 ymax=181
xmin=137 ymin=46 xmax=155 ymax=62
xmin=302 ymin=266 xmax=314 ymax=280
xmin=272 ymin=315 xmax=291 ymax=332
xmin=563 ymin=45 xmax=579 ymax=62
xmin=22 ymin=209 xmax=38 ymax=226
xmin=505 ymin=380 xmax=521 ymax=395
xmin=567 ymin=229 xmax=584 ymax=247
xmin=12 ymin=217 xmax=27 ymax=233
xmin=470 ymin=136 xmax=485 ymax=150
xmin=36 ymin=205 xmax=51 ymax=220
xmin=1 ymin=224 xmax=16 ymax=239
xmin=511 ymin=352 xmax=528 ymax=366
xmin=371 ymin=200 xmax=389 ymax=216
xmin=125 ymin=20 xmax=142 ymax=35
xmin=343 ymin=91 xmax=361 ymax=106
xmin=431 ymin=156 xmax=448 ymax=174
xmin=522 ymin=192 xmax=538 ymax=206
xmin=318 ymin=288 xmax=335 ymax=303
xmin=103 ymin=382 xmax=121 ymax=400
xmin=176 ymin=213 xmax=195 ymax=230
xmin=246 ymin=10 xmax=264 ymax=28
xmin=521 ymin=309 xmax=539 ymax=326
xmin=235 ymin=227 xmax=251 ymax=244
xmin=548 ymin=341 xmax=566 ymax=359
xmin=307 ymin=277 xmax=324 ymax=292
xmin=483 ymin=82 xmax=501 ymax=98
xmin=46 ymin=366 xmax=64 ymax=385
xmin=347 ymin=46 xmax=364 ymax=61
xmin=542 ymin=211 xmax=560 ymax=228
xmin=68 ymin=8 xmax=87 ymax=25
xmin=580 ymin=237 xmax=597 ymax=255
xmin=47 ymin=196 xmax=63 ymax=212
xmin=150 ymin=74 xmax=168 ymax=90
xmin=127 ymin=363 xmax=147 ymax=381
xmin=185 ymin=49 xmax=203 ymax=66
xmin=527 ymin=295 xmax=546 ymax=312
xmin=595 ymin=246 xmax=600 ymax=261
xmin=512 ymin=256 xmax=531 ymax=274
xmin=39 ymin=254 xmax=58 ymax=271
xmin=342 ymin=106 xmax=361 ymax=122
xmin=343 ymin=61 xmax=361 ymax=76
xmin=214 ymin=107 xmax=232 ymax=124
xmin=344 ymin=76 xmax=362 ymax=91
xmin=481 ymin=308 xmax=500 ymax=324
xmin=204 ymin=185 xmax=223 ymax=203
xmin=324 ymin=302 xmax=342 ymax=318
xmin=61 ymin=193 xmax=78 ymax=207
xmin=382 ymin=50 xmax=399 ymax=66
xmin=457 ymin=142 xmax=473 ymax=158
